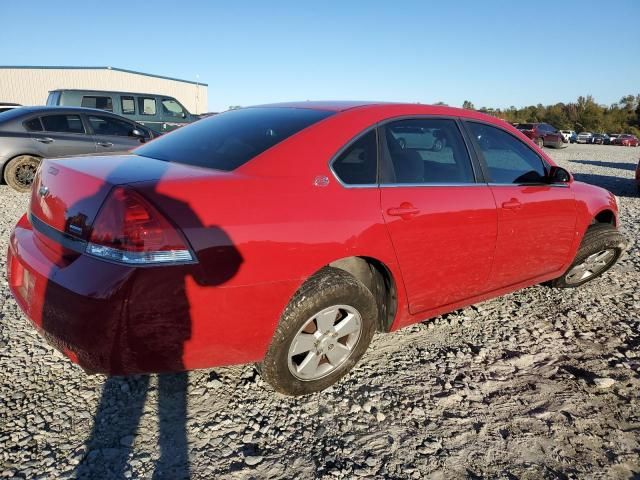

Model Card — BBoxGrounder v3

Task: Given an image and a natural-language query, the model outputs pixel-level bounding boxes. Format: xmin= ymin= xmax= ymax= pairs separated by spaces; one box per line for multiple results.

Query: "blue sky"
xmin=1 ymin=0 xmax=638 ymax=112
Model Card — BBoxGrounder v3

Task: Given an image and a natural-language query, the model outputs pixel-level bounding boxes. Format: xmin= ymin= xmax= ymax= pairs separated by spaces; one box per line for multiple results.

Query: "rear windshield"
xmin=517 ymin=123 xmax=534 ymax=130
xmin=134 ymin=107 xmax=334 ymax=171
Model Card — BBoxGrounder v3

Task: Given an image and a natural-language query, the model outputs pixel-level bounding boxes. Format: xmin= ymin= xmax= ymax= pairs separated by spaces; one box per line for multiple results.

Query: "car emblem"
xmin=38 ymin=185 xmax=50 ymax=197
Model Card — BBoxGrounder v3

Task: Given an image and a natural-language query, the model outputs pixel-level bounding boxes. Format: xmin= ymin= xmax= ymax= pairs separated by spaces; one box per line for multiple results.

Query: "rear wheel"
xmin=551 ymin=224 xmax=626 ymax=288
xmin=260 ymin=267 xmax=377 ymax=396
xmin=3 ymin=155 xmax=41 ymax=192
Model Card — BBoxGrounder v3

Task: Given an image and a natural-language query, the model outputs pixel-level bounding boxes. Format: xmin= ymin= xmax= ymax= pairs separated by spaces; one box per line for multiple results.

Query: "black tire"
xmin=3 ymin=155 xmax=41 ymax=193
xmin=551 ymin=223 xmax=626 ymax=288
xmin=260 ymin=267 xmax=377 ymax=396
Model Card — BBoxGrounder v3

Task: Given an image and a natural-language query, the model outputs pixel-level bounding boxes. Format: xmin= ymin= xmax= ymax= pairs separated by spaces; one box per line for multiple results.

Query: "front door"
xmin=464 ymin=121 xmax=577 ymax=289
xmin=86 ymin=114 xmax=146 ymax=154
xmin=379 ymin=118 xmax=498 ymax=315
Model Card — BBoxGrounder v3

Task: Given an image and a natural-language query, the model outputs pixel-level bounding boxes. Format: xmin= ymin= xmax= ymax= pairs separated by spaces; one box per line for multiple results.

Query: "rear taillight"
xmin=86 ymin=187 xmax=193 ymax=265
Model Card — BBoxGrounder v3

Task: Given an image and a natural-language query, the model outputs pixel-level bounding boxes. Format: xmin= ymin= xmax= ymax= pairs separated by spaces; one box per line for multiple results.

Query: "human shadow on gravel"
xmin=570 ymin=172 xmax=638 ymax=198
xmin=32 ymin=157 xmax=242 ymax=479
xmin=570 ymin=159 xmax=637 ymax=171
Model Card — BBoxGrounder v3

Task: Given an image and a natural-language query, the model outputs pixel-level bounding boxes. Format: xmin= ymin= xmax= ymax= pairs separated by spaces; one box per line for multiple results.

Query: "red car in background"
xmin=614 ymin=134 xmax=639 ymax=147
xmin=516 ymin=123 xmax=567 ymax=148
xmin=7 ymin=102 xmax=627 ymax=395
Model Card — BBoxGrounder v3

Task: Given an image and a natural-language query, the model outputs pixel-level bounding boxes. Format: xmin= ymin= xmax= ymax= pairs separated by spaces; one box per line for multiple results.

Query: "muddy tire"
xmin=260 ymin=267 xmax=377 ymax=396
xmin=551 ymin=224 xmax=626 ymax=288
xmin=3 ymin=155 xmax=41 ymax=193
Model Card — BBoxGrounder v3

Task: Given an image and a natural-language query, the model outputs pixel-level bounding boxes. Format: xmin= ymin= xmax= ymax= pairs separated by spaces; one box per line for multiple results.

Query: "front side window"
xmin=139 ymin=97 xmax=157 ymax=116
xmin=161 ymin=99 xmax=185 ymax=118
xmin=121 ymin=96 xmax=136 ymax=115
xmin=381 ymin=118 xmax=474 ymax=184
xmin=24 ymin=117 xmax=43 ymax=131
xmin=41 ymin=115 xmax=85 ymax=134
xmin=332 ymin=130 xmax=377 ymax=185
xmin=81 ymin=96 xmax=113 ymax=112
xmin=467 ymin=122 xmax=547 ymax=184
xmin=135 ymin=107 xmax=334 ymax=171
xmin=88 ymin=115 xmax=136 ymax=137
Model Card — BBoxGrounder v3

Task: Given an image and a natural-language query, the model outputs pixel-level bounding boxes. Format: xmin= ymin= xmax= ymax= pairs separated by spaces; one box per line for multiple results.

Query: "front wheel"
xmin=551 ymin=224 xmax=626 ymax=288
xmin=260 ymin=267 xmax=377 ymax=396
xmin=3 ymin=155 xmax=41 ymax=192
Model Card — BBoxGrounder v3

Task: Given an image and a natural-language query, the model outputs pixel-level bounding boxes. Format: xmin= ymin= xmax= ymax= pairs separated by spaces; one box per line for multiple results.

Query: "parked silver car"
xmin=0 ymin=106 xmax=156 ymax=192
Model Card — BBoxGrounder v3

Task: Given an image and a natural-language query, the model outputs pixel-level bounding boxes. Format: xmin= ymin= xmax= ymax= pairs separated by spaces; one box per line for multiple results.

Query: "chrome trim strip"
xmin=487 ymin=182 xmax=570 ymax=188
xmin=379 ymin=183 xmax=486 ymax=188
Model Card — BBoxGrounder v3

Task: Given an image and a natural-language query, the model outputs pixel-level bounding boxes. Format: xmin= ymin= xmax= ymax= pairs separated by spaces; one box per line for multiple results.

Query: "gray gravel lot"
xmin=1 ymin=144 xmax=639 ymax=479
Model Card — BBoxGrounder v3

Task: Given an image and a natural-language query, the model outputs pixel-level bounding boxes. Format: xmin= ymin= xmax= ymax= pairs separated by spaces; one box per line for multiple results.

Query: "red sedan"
xmin=7 ymin=102 xmax=627 ymax=395
xmin=614 ymin=134 xmax=639 ymax=147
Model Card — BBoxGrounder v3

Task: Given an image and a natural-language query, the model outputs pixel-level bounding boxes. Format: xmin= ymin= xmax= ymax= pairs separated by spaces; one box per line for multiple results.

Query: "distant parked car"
xmin=577 ymin=132 xmax=593 ymax=144
xmin=0 ymin=102 xmax=22 ymax=113
xmin=0 ymin=106 xmax=157 ymax=192
xmin=47 ymin=89 xmax=198 ymax=134
xmin=613 ymin=134 xmax=639 ymax=147
xmin=606 ymin=133 xmax=621 ymax=145
xmin=560 ymin=130 xmax=577 ymax=143
xmin=516 ymin=123 xmax=567 ymax=148
xmin=591 ymin=133 xmax=609 ymax=145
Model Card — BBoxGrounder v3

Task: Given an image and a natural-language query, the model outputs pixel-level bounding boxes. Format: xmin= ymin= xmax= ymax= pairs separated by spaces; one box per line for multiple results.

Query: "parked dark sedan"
xmin=516 ymin=123 xmax=567 ymax=148
xmin=0 ymin=106 xmax=157 ymax=192
xmin=591 ymin=133 xmax=609 ymax=145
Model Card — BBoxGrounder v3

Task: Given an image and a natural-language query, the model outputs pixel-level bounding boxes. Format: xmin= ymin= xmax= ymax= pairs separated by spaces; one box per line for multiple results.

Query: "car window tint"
xmin=332 ymin=130 xmax=377 ymax=185
xmin=135 ymin=107 xmax=334 ymax=171
xmin=139 ymin=97 xmax=157 ymax=116
xmin=24 ymin=117 xmax=43 ymax=131
xmin=467 ymin=122 xmax=547 ymax=184
xmin=41 ymin=115 xmax=85 ymax=134
xmin=81 ymin=96 xmax=113 ymax=112
xmin=381 ymin=118 xmax=474 ymax=184
xmin=121 ymin=96 xmax=136 ymax=115
xmin=162 ymin=99 xmax=185 ymax=118
xmin=89 ymin=115 xmax=135 ymax=137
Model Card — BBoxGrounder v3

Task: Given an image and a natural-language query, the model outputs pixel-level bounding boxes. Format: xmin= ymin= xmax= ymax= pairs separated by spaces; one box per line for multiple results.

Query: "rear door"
xmin=464 ymin=121 xmax=577 ymax=289
xmin=86 ymin=114 xmax=146 ymax=153
xmin=137 ymin=96 xmax=162 ymax=133
xmin=379 ymin=117 xmax=498 ymax=314
xmin=30 ymin=113 xmax=97 ymax=157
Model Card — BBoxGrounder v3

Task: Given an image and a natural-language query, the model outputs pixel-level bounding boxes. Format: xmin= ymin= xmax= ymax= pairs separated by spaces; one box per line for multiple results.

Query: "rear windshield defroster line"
xmin=134 ymin=107 xmax=335 ymax=171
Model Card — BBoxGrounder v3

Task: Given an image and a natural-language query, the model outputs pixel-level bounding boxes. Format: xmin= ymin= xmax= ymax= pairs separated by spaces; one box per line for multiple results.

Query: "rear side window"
xmin=88 ymin=115 xmax=136 ymax=137
xmin=135 ymin=107 xmax=334 ymax=171
xmin=139 ymin=97 xmax=157 ymax=116
xmin=467 ymin=122 xmax=547 ymax=184
xmin=41 ymin=115 xmax=85 ymax=134
xmin=81 ymin=96 xmax=113 ymax=112
xmin=24 ymin=117 xmax=43 ymax=131
xmin=381 ymin=118 xmax=475 ymax=184
xmin=332 ymin=130 xmax=377 ymax=185
xmin=121 ymin=96 xmax=136 ymax=115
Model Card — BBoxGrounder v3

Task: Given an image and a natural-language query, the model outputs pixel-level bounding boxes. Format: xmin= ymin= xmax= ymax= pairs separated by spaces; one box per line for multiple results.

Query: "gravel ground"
xmin=1 ymin=144 xmax=639 ymax=480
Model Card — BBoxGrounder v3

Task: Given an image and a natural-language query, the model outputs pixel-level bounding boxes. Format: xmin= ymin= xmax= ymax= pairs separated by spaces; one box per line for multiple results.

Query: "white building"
xmin=0 ymin=66 xmax=208 ymax=114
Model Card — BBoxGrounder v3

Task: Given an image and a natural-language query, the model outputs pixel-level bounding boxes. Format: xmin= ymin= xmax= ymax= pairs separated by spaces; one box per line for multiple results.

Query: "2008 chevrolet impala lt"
xmin=7 ymin=102 xmax=627 ymax=395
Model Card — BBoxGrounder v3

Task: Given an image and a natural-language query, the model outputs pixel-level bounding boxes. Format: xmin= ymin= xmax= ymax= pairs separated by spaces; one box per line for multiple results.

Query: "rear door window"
xmin=135 ymin=107 xmax=334 ymax=171
xmin=81 ymin=96 xmax=113 ymax=112
xmin=467 ymin=122 xmax=547 ymax=184
xmin=121 ymin=96 xmax=136 ymax=115
xmin=41 ymin=114 xmax=85 ymax=134
xmin=139 ymin=97 xmax=157 ymax=116
xmin=24 ymin=117 xmax=43 ymax=131
xmin=381 ymin=118 xmax=475 ymax=184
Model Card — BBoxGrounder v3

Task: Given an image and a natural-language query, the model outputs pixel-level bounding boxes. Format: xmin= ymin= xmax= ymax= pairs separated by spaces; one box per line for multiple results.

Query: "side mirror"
xmin=181 ymin=112 xmax=187 ymax=119
xmin=130 ymin=128 xmax=147 ymax=143
xmin=548 ymin=166 xmax=571 ymax=183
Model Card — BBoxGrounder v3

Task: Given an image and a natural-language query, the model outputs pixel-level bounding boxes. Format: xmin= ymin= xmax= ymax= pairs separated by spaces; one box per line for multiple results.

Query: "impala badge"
xmin=38 ymin=185 xmax=50 ymax=197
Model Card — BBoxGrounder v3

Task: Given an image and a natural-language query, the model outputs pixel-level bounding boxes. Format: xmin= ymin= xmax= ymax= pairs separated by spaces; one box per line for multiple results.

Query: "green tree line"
xmin=462 ymin=95 xmax=640 ymax=136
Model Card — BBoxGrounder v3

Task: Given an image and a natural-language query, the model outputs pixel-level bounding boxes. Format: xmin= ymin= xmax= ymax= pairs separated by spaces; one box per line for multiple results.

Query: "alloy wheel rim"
xmin=565 ymin=248 xmax=616 ymax=285
xmin=15 ymin=162 xmax=37 ymax=188
xmin=287 ymin=305 xmax=362 ymax=381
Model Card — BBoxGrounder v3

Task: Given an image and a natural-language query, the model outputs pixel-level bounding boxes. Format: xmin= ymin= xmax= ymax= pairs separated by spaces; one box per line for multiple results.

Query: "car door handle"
xmin=34 ymin=137 xmax=54 ymax=144
xmin=97 ymin=141 xmax=113 ymax=147
xmin=387 ymin=203 xmax=420 ymax=218
xmin=501 ymin=198 xmax=522 ymax=209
